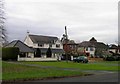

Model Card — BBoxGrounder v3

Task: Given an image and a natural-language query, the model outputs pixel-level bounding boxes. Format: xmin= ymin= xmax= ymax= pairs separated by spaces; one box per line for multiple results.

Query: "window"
xmin=52 ymin=40 xmax=56 ymax=44
xmin=70 ymin=45 xmax=72 ymax=48
xmin=90 ymin=47 xmax=94 ymax=51
xmin=56 ymin=44 xmax=60 ymax=48
xmin=86 ymin=48 xmax=88 ymax=51
xmin=49 ymin=44 xmax=52 ymax=48
xmin=38 ymin=44 xmax=44 ymax=47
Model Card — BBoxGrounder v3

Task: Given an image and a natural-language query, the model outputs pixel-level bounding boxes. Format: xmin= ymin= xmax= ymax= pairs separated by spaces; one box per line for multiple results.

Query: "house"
xmin=109 ymin=44 xmax=120 ymax=55
xmin=78 ymin=41 xmax=95 ymax=57
xmin=109 ymin=44 xmax=118 ymax=54
xmin=78 ymin=37 xmax=108 ymax=57
xmin=4 ymin=40 xmax=34 ymax=61
xmin=62 ymin=40 xmax=78 ymax=54
xmin=24 ymin=34 xmax=64 ymax=61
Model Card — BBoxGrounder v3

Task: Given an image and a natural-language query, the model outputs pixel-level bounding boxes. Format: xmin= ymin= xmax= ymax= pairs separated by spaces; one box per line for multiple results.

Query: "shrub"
xmin=46 ymin=47 xmax=52 ymax=57
xmin=35 ymin=48 xmax=41 ymax=57
xmin=104 ymin=56 xmax=115 ymax=61
xmin=2 ymin=47 xmax=19 ymax=61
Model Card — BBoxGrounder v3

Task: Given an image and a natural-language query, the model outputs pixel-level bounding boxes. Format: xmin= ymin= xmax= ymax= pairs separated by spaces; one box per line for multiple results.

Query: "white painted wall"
xmin=24 ymin=35 xmax=34 ymax=47
xmin=24 ymin=36 xmax=63 ymax=49
xmin=54 ymin=40 xmax=63 ymax=49
xmin=18 ymin=57 xmax=58 ymax=61
xmin=37 ymin=40 xmax=63 ymax=49
xmin=85 ymin=47 xmax=95 ymax=56
xmin=44 ymin=44 xmax=49 ymax=48
xmin=109 ymin=49 xmax=116 ymax=53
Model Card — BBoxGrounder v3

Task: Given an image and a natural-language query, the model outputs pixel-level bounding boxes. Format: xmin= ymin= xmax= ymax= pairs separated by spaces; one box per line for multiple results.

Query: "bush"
xmin=104 ymin=56 xmax=115 ymax=61
xmin=35 ymin=48 xmax=41 ymax=57
xmin=2 ymin=47 xmax=19 ymax=61
xmin=61 ymin=54 xmax=71 ymax=60
xmin=46 ymin=47 xmax=52 ymax=57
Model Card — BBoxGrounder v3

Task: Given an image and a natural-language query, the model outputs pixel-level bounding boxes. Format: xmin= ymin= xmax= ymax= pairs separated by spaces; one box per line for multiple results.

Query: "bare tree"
xmin=0 ymin=0 xmax=7 ymax=47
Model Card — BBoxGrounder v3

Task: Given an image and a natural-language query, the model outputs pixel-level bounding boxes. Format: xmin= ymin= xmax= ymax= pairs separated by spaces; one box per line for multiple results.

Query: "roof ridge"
xmin=4 ymin=40 xmax=19 ymax=47
xmin=13 ymin=40 xmax=19 ymax=47
xmin=29 ymin=34 xmax=58 ymax=38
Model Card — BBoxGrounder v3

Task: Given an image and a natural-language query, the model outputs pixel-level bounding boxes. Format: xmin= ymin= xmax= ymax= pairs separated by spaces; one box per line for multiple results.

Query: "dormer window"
xmin=38 ymin=44 xmax=44 ymax=47
xmin=56 ymin=44 xmax=60 ymax=48
xmin=52 ymin=40 xmax=56 ymax=44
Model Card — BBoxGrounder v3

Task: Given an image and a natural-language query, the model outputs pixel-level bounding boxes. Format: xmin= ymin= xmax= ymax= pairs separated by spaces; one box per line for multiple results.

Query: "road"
xmin=2 ymin=72 xmax=119 ymax=84
xmin=26 ymin=72 xmax=118 ymax=82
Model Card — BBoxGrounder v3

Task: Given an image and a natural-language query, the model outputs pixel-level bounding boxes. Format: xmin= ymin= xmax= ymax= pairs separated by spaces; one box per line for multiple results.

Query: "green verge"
xmin=22 ymin=61 xmax=120 ymax=71
xmin=2 ymin=61 xmax=86 ymax=81
xmin=0 ymin=60 xmax=2 ymax=81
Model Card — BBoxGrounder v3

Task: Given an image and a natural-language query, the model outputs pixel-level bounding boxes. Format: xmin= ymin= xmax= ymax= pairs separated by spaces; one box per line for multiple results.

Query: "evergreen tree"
xmin=46 ymin=47 xmax=52 ymax=57
xmin=35 ymin=48 xmax=41 ymax=57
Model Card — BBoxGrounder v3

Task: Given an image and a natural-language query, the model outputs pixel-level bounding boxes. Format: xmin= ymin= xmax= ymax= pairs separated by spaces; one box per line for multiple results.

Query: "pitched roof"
xmin=78 ymin=37 xmax=108 ymax=49
xmin=4 ymin=40 xmax=34 ymax=52
xmin=89 ymin=37 xmax=97 ymax=42
xmin=29 ymin=34 xmax=58 ymax=44
xmin=79 ymin=41 xmax=108 ymax=49
xmin=109 ymin=44 xmax=118 ymax=49
xmin=95 ymin=42 xmax=108 ymax=49
xmin=79 ymin=41 xmax=95 ymax=47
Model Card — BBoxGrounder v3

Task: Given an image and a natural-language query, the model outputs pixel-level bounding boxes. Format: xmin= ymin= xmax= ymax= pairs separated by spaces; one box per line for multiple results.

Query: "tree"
xmin=35 ymin=48 xmax=41 ymax=57
xmin=46 ymin=47 xmax=52 ymax=57
xmin=0 ymin=0 xmax=7 ymax=47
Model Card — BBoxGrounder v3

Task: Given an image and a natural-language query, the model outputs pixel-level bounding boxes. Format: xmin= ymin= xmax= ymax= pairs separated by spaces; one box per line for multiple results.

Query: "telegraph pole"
xmin=65 ymin=26 xmax=68 ymax=62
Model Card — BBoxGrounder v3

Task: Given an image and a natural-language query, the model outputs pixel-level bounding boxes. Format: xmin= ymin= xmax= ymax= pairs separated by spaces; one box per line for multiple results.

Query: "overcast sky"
xmin=5 ymin=0 xmax=119 ymax=44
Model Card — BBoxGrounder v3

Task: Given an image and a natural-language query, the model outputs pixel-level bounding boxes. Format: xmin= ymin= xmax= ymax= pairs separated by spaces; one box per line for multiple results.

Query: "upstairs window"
xmin=38 ymin=44 xmax=44 ymax=47
xmin=51 ymin=40 xmax=56 ymax=44
xmin=56 ymin=44 xmax=60 ymax=48
xmin=90 ymin=47 xmax=94 ymax=51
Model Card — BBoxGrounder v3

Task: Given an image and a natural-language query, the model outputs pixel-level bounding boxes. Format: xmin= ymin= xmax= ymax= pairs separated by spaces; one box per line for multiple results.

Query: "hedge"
xmin=2 ymin=47 xmax=19 ymax=61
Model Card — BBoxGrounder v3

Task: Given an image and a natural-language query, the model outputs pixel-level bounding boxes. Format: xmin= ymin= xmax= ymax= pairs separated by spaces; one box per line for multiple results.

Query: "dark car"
xmin=73 ymin=56 xmax=88 ymax=63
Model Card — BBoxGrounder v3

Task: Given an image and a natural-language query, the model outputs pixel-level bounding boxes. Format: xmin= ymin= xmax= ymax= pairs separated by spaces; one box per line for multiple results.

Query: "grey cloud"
xmin=5 ymin=1 xmax=118 ymax=44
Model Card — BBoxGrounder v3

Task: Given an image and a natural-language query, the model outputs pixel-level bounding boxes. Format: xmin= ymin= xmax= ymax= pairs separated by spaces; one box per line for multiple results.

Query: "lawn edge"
xmin=2 ymin=73 xmax=93 ymax=82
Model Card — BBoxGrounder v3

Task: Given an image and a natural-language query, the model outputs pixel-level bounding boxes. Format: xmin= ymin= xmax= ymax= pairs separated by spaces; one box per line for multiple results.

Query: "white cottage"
xmin=21 ymin=34 xmax=64 ymax=61
xmin=78 ymin=37 xmax=108 ymax=57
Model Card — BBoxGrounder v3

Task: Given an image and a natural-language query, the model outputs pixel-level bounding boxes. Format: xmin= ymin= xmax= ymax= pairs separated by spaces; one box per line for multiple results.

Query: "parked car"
xmin=73 ymin=56 xmax=88 ymax=63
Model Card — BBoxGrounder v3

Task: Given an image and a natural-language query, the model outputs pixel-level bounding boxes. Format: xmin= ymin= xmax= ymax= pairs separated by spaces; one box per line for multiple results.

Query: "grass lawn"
xmin=2 ymin=61 xmax=86 ymax=81
xmin=22 ymin=61 xmax=120 ymax=71
xmin=0 ymin=60 xmax=2 ymax=80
